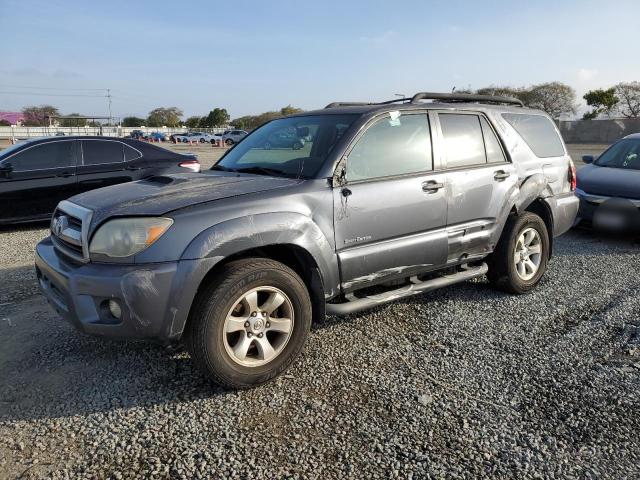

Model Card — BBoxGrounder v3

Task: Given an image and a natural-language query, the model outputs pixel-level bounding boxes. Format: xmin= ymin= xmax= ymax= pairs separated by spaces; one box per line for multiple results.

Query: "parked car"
xmin=0 ymin=136 xmax=200 ymax=224
xmin=222 ymin=129 xmax=248 ymax=145
xmin=263 ymin=131 xmax=305 ymax=150
xmin=129 ymin=130 xmax=145 ymax=140
xmin=174 ymin=132 xmax=218 ymax=143
xmin=575 ymin=134 xmax=640 ymax=233
xmin=147 ymin=132 xmax=167 ymax=142
xmin=35 ymin=92 xmax=578 ymax=389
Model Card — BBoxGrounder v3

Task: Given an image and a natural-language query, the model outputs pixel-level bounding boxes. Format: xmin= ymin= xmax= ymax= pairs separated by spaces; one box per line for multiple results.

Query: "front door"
xmin=0 ymin=140 xmax=78 ymax=223
xmin=333 ymin=112 xmax=448 ymax=292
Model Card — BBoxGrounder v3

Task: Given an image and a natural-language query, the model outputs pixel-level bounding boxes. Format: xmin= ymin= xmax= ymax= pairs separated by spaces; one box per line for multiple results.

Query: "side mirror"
xmin=582 ymin=155 xmax=594 ymax=164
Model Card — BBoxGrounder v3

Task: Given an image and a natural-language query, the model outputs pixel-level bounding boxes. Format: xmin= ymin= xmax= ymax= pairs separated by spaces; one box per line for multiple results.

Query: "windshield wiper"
xmin=232 ymin=166 xmax=292 ymax=177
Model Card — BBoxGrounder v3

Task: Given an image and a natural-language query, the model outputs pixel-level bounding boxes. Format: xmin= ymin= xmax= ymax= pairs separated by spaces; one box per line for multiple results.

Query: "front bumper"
xmin=35 ymin=237 xmax=218 ymax=342
xmin=575 ymin=190 xmax=640 ymax=231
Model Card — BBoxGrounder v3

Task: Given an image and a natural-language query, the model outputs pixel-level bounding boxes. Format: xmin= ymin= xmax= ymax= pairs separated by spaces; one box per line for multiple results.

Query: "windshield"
xmin=595 ymin=138 xmax=640 ymax=170
xmin=214 ymin=114 xmax=358 ymax=178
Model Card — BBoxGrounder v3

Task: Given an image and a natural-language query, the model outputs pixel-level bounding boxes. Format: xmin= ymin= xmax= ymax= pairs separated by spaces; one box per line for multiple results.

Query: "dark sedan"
xmin=576 ymin=134 xmax=640 ymax=233
xmin=0 ymin=136 xmax=200 ymax=224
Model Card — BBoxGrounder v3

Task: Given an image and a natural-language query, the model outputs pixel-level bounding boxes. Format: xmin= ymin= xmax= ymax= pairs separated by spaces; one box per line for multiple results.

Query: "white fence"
xmin=0 ymin=125 xmax=230 ymax=140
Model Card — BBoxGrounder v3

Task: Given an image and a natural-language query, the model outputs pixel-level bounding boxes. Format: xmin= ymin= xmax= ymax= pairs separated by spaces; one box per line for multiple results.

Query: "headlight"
xmin=89 ymin=217 xmax=173 ymax=258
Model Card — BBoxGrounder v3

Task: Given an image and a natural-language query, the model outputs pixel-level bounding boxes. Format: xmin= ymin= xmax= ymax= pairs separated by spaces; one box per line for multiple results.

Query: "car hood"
xmin=577 ymin=164 xmax=640 ymax=200
xmin=69 ymin=172 xmax=301 ymax=227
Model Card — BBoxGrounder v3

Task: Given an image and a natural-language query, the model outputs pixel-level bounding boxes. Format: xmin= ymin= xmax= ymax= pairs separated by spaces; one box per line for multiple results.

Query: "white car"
xmin=175 ymin=132 xmax=219 ymax=143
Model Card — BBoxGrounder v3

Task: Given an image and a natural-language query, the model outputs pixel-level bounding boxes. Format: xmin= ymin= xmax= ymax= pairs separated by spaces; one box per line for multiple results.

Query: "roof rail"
xmin=324 ymin=102 xmax=377 ymax=109
xmin=410 ymin=92 xmax=524 ymax=107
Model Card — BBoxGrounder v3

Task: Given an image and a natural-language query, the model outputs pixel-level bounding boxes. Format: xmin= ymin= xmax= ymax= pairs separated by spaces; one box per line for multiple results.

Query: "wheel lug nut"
xmin=251 ymin=312 xmax=257 ymax=317
xmin=258 ymin=333 xmax=263 ymax=338
xmin=247 ymin=332 xmax=252 ymax=337
xmin=244 ymin=321 xmax=250 ymax=327
xmin=265 ymin=322 xmax=270 ymax=328
xmin=262 ymin=311 xmax=267 ymax=316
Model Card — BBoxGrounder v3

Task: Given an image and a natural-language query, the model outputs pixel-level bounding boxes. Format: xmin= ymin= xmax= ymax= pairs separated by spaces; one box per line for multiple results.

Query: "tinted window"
xmin=82 ymin=140 xmax=124 ymax=165
xmin=480 ymin=117 xmax=506 ymax=163
xmin=346 ymin=113 xmax=431 ymax=181
xmin=502 ymin=113 xmax=564 ymax=158
xmin=9 ymin=141 xmax=75 ymax=172
xmin=439 ymin=114 xmax=486 ymax=168
xmin=124 ymin=144 xmax=142 ymax=161
xmin=595 ymin=138 xmax=640 ymax=170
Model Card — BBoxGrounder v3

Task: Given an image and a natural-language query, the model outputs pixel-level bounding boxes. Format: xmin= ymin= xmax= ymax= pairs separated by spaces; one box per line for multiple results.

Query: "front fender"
xmin=181 ymin=212 xmax=340 ymax=298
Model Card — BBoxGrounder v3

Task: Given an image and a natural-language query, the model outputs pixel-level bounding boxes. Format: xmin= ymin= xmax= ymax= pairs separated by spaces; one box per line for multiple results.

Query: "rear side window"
xmin=347 ymin=113 xmax=432 ymax=181
xmin=124 ymin=144 xmax=142 ymax=161
xmin=439 ymin=114 xmax=486 ymax=168
xmin=8 ymin=141 xmax=75 ymax=172
xmin=480 ymin=117 xmax=506 ymax=163
xmin=82 ymin=140 xmax=124 ymax=165
xmin=502 ymin=113 xmax=565 ymax=158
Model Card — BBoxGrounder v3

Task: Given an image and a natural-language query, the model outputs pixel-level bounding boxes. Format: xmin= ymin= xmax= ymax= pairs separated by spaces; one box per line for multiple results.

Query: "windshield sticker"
xmin=389 ymin=110 xmax=401 ymax=126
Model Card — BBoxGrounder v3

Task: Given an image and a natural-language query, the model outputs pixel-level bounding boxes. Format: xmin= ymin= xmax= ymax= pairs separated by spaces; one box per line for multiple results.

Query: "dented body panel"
xmin=35 ymin=100 xmax=578 ymax=341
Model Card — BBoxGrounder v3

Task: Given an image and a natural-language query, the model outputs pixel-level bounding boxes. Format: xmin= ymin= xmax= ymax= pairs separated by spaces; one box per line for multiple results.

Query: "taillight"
xmin=179 ymin=160 xmax=201 ymax=173
xmin=568 ymin=158 xmax=577 ymax=191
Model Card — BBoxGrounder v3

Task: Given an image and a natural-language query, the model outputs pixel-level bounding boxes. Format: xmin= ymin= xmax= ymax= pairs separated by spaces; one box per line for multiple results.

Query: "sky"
xmin=1 ymin=0 xmax=639 ymax=120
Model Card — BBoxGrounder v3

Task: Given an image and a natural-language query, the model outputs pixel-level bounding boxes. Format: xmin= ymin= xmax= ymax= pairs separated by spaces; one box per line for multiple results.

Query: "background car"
xmin=0 ymin=136 xmax=200 ymax=224
xmin=263 ymin=131 xmax=305 ymax=150
xmin=576 ymin=133 xmax=640 ymax=233
xmin=176 ymin=132 xmax=219 ymax=143
xmin=128 ymin=130 xmax=145 ymax=140
xmin=222 ymin=129 xmax=248 ymax=145
xmin=146 ymin=132 xmax=167 ymax=142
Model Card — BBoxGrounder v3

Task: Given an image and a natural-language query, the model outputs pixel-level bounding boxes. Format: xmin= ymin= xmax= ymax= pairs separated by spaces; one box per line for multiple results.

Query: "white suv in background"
xmin=222 ymin=130 xmax=248 ymax=145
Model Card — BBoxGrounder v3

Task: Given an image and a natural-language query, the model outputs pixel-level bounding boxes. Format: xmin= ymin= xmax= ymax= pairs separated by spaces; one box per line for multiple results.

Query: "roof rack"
xmin=410 ymin=92 xmax=524 ymax=107
xmin=324 ymin=98 xmax=411 ymax=109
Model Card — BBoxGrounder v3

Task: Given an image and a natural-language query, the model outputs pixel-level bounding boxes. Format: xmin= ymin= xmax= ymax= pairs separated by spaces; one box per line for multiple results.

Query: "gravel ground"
xmin=1 ymin=226 xmax=639 ymax=479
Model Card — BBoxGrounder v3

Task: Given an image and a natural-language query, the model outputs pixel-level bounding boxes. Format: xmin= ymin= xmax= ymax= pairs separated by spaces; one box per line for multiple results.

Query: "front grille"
xmin=51 ymin=200 xmax=93 ymax=263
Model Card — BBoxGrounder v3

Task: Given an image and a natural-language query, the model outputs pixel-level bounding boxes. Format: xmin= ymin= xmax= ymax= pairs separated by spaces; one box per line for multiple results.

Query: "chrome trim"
xmin=51 ymin=200 xmax=93 ymax=263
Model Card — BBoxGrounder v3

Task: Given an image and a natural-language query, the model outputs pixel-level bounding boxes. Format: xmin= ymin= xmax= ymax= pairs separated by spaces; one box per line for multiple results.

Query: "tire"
xmin=185 ymin=258 xmax=312 ymax=389
xmin=486 ymin=212 xmax=550 ymax=294
xmin=225 ymin=139 xmax=234 ymax=146
xmin=199 ymin=138 xmax=206 ymax=143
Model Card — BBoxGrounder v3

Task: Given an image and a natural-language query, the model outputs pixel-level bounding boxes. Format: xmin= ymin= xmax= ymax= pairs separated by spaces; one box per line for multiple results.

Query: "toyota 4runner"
xmin=35 ymin=92 xmax=579 ymax=388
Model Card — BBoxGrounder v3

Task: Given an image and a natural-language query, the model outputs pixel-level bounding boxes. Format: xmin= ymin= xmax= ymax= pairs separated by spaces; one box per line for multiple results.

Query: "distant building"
xmin=0 ymin=111 xmax=24 ymax=125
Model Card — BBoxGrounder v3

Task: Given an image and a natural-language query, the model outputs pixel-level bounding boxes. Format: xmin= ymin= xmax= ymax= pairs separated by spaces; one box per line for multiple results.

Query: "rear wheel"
xmin=185 ymin=258 xmax=311 ymax=389
xmin=487 ymin=212 xmax=550 ymax=294
xmin=225 ymin=138 xmax=234 ymax=146
xmin=199 ymin=138 xmax=206 ymax=143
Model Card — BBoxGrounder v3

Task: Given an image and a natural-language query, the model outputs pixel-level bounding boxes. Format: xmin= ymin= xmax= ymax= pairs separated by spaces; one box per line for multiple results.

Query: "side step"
xmin=326 ymin=263 xmax=488 ymax=316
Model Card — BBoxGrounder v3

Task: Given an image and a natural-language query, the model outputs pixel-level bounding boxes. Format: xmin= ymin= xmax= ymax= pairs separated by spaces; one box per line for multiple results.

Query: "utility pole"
xmin=106 ymin=89 xmax=112 ymax=125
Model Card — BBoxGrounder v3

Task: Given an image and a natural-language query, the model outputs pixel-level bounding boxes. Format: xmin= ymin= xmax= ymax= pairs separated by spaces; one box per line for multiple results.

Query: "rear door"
xmin=76 ymin=139 xmax=137 ymax=194
xmin=0 ymin=140 xmax=78 ymax=222
xmin=433 ymin=111 xmax=517 ymax=260
xmin=333 ymin=111 xmax=448 ymax=292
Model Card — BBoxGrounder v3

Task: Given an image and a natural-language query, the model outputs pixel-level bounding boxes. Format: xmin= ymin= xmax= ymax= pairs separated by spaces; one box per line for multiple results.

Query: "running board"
xmin=326 ymin=263 xmax=488 ymax=316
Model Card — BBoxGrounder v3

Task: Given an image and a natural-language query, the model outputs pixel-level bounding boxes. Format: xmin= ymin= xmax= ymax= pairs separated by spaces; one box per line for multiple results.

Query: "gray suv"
xmin=35 ymin=92 xmax=579 ymax=388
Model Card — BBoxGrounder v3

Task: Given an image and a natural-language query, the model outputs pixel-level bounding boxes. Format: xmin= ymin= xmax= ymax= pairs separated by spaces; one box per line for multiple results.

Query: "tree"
xmin=185 ymin=116 xmax=203 ymax=128
xmin=614 ymin=82 xmax=640 ymax=118
xmin=146 ymin=107 xmax=183 ymax=127
xmin=582 ymin=88 xmax=619 ymax=120
xmin=231 ymin=105 xmax=304 ymax=130
xmin=476 ymin=85 xmax=527 ymax=100
xmin=523 ymin=82 xmax=576 ymax=118
xmin=59 ymin=113 xmax=86 ymax=127
xmin=280 ymin=105 xmax=303 ymax=116
xmin=122 ymin=116 xmax=145 ymax=127
xmin=0 ymin=119 xmax=10 ymax=126
xmin=22 ymin=105 xmax=60 ymax=126
xmin=199 ymin=108 xmax=230 ymax=128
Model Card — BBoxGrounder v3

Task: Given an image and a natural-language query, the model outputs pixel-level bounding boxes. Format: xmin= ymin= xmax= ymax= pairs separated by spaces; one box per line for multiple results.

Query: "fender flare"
xmin=180 ymin=212 xmax=340 ymax=298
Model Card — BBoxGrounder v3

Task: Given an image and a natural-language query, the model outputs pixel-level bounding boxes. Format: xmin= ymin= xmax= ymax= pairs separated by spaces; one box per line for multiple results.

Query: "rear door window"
xmin=439 ymin=113 xmax=486 ymax=168
xmin=82 ymin=140 xmax=124 ymax=165
xmin=8 ymin=141 xmax=75 ymax=172
xmin=480 ymin=117 xmax=507 ymax=163
xmin=501 ymin=113 xmax=565 ymax=158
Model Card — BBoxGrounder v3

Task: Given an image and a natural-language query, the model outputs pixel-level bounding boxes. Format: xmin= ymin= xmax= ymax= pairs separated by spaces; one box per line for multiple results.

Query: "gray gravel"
xmin=1 ymin=227 xmax=639 ymax=479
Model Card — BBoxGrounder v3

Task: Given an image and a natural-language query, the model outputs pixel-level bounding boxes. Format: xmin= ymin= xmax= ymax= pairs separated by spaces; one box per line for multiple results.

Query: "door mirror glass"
xmin=582 ymin=155 xmax=594 ymax=164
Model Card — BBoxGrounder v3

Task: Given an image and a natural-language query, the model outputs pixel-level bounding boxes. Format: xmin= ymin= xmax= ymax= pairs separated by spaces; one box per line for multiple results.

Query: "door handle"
xmin=56 ymin=172 xmax=73 ymax=178
xmin=422 ymin=181 xmax=444 ymax=193
xmin=494 ymin=170 xmax=510 ymax=181
xmin=126 ymin=166 xmax=141 ymax=171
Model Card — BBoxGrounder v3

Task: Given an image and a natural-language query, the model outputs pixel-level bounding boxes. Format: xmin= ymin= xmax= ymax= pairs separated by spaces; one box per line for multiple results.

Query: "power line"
xmin=0 ymin=91 xmax=107 ymax=97
xmin=0 ymin=84 xmax=106 ymax=91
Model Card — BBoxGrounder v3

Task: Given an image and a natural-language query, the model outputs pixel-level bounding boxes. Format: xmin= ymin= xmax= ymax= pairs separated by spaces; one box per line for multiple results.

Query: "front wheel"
xmin=225 ymin=138 xmax=234 ymax=146
xmin=487 ymin=212 xmax=550 ymax=294
xmin=185 ymin=258 xmax=312 ymax=389
xmin=199 ymin=138 xmax=206 ymax=143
